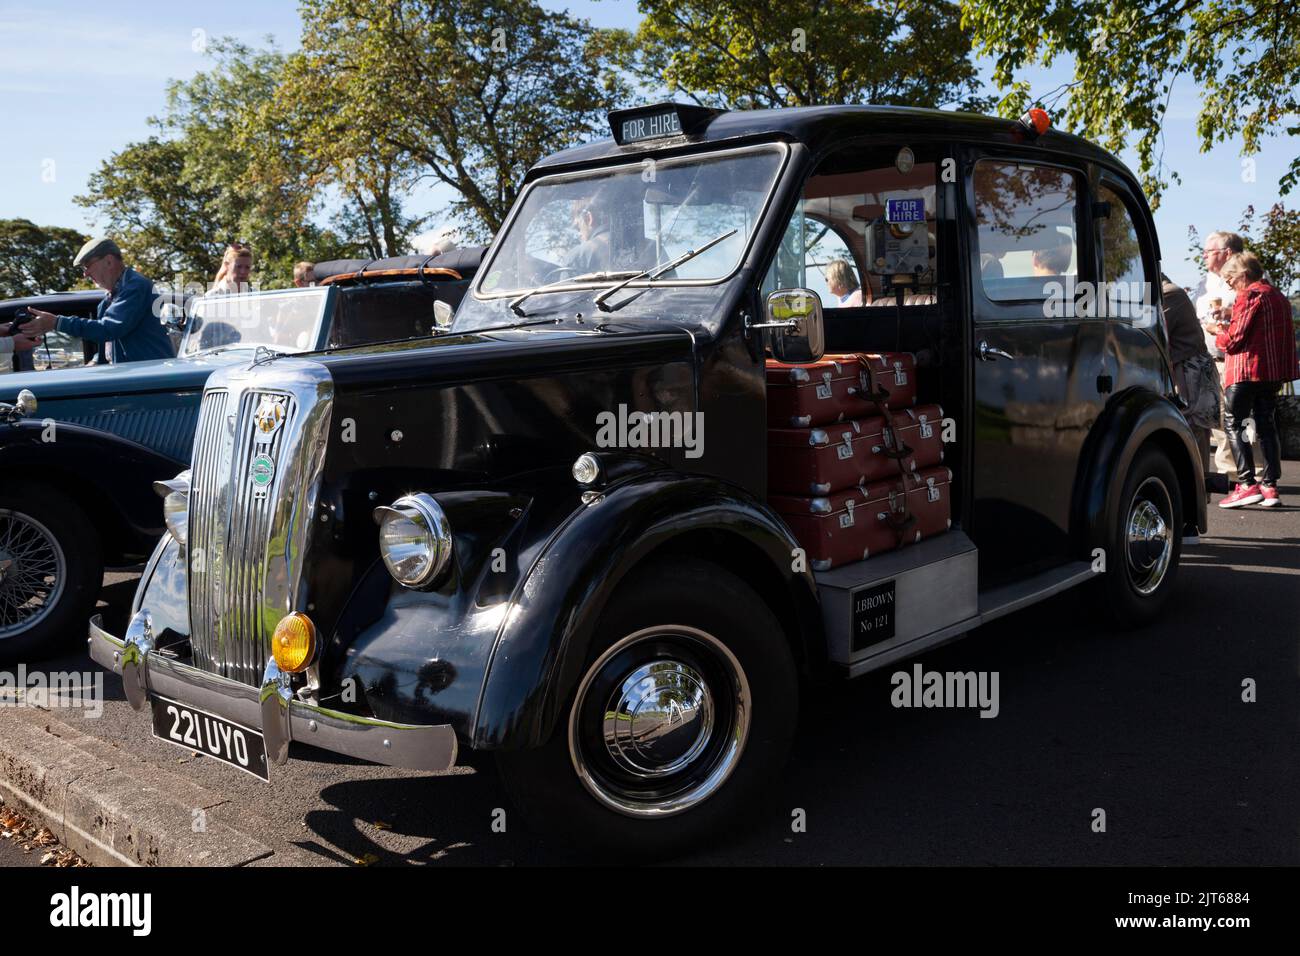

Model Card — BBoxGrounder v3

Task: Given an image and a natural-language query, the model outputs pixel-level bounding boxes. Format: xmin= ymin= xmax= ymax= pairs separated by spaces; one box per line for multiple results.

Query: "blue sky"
xmin=0 ymin=0 xmax=1293 ymax=290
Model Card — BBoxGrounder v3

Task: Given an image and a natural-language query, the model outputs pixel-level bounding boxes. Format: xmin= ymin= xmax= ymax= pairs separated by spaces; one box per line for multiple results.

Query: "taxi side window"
xmin=762 ymin=209 xmax=862 ymax=305
xmin=975 ymin=161 xmax=1079 ymax=302
xmin=1098 ymin=183 xmax=1153 ymax=323
xmin=762 ymin=150 xmax=938 ymax=309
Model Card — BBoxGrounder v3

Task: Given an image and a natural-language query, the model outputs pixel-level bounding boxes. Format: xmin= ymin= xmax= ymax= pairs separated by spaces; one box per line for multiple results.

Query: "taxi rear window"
xmin=975 ymin=161 xmax=1079 ymax=302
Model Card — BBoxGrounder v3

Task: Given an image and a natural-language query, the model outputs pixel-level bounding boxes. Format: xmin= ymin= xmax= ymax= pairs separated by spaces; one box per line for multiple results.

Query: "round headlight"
xmin=272 ymin=612 xmax=316 ymax=673
xmin=163 ymin=491 xmax=188 ymax=545
xmin=374 ymin=494 xmax=453 ymax=588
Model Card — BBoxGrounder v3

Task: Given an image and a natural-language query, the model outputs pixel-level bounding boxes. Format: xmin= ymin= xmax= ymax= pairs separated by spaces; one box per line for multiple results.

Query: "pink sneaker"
xmin=1260 ymin=485 xmax=1281 ymax=507
xmin=1219 ymin=483 xmax=1264 ymax=509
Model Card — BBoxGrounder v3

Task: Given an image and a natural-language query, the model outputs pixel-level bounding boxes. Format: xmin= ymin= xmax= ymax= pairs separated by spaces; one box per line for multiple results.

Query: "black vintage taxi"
xmin=90 ymin=103 xmax=1204 ymax=855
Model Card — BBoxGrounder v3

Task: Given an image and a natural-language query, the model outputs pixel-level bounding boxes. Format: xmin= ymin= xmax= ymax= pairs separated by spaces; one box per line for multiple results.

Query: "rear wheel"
xmin=1096 ymin=446 xmax=1182 ymax=627
xmin=0 ymin=486 xmax=103 ymax=664
xmin=496 ymin=557 xmax=798 ymax=857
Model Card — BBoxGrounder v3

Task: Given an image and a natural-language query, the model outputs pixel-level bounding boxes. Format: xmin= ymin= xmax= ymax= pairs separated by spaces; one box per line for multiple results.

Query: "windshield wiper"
xmin=509 ymin=270 xmax=639 ymax=316
xmin=452 ymin=317 xmax=569 ymax=336
xmin=592 ymin=229 xmax=738 ymax=313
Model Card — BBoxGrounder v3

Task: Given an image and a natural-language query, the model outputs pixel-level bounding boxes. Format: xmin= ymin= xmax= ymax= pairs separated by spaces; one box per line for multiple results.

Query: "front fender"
xmin=0 ymin=419 xmax=186 ymax=561
xmin=1071 ymin=386 xmax=1207 ymax=549
xmin=471 ymin=470 xmax=821 ymax=751
xmin=132 ymin=531 xmax=189 ymax=645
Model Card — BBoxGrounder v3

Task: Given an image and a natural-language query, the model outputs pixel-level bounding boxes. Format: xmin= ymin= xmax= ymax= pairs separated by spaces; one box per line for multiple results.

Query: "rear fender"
xmin=1071 ymin=387 xmax=1207 ymax=549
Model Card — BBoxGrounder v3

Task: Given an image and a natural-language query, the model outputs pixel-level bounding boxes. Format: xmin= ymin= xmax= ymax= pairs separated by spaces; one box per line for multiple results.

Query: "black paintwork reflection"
xmin=971 ymin=316 xmax=1169 ymax=583
xmin=136 ymin=534 xmax=191 ymax=647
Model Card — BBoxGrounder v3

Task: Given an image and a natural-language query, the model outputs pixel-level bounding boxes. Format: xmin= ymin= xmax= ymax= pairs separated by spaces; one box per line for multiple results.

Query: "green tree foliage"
xmin=959 ymin=0 xmax=1300 ymax=206
xmin=615 ymin=0 xmax=992 ymax=111
xmin=77 ymin=137 xmax=224 ymax=280
xmin=286 ymin=0 xmax=629 ymax=238
xmin=0 ymin=220 xmax=89 ymax=297
xmin=77 ymin=40 xmax=371 ymax=287
xmin=258 ymin=50 xmax=430 ymax=258
xmin=1236 ymin=204 xmax=1300 ymax=296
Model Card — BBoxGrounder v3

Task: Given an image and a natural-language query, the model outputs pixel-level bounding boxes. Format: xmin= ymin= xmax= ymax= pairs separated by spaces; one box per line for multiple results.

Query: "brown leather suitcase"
xmin=902 ymin=466 xmax=954 ymax=541
xmin=767 ymin=415 xmax=906 ymax=496
xmin=859 ymin=352 xmax=918 ymax=410
xmin=765 ymin=352 xmax=917 ymax=426
xmin=886 ymin=404 xmax=946 ymax=472
xmin=765 ymin=355 xmax=873 ymax=427
xmin=769 ymin=480 xmax=908 ymax=570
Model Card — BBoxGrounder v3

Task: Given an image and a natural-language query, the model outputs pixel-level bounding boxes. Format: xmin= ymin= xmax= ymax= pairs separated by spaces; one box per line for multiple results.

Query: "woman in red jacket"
xmin=1214 ymin=252 xmax=1300 ymax=508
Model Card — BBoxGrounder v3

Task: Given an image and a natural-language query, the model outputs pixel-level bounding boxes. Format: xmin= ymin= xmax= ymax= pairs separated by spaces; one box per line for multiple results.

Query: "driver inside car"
xmin=567 ymin=194 xmax=613 ymax=274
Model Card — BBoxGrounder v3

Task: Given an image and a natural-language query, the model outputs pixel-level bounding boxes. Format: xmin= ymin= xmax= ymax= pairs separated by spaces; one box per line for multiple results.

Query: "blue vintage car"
xmin=0 ymin=251 xmax=479 ymax=663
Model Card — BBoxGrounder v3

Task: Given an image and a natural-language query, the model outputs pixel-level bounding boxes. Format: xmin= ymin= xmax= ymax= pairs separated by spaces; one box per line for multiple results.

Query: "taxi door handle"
xmin=978 ymin=340 xmax=1015 ymax=362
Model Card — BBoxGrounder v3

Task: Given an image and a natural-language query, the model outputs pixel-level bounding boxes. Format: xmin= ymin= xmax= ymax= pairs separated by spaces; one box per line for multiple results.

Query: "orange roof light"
xmin=1016 ymin=108 xmax=1051 ymax=140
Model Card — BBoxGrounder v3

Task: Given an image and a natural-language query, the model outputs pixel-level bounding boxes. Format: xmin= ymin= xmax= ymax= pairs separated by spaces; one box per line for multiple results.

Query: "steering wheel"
xmin=539 ymin=265 xmax=580 ymax=284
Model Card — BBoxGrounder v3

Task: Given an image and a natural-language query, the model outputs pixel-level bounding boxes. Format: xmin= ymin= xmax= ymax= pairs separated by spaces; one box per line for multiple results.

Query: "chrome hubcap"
xmin=1125 ymin=477 xmax=1173 ymax=596
xmin=570 ymin=625 xmax=749 ymax=818
xmin=0 ymin=510 xmax=66 ymax=639
xmin=602 ymin=660 xmax=715 ymax=777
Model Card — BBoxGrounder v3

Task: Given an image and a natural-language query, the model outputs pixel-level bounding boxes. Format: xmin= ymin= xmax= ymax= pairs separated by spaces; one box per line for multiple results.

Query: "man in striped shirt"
xmin=1214 ymin=252 xmax=1300 ymax=508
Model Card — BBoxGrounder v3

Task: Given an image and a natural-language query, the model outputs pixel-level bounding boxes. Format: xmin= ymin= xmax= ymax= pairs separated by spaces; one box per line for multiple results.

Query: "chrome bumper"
xmin=88 ymin=613 xmax=458 ymax=774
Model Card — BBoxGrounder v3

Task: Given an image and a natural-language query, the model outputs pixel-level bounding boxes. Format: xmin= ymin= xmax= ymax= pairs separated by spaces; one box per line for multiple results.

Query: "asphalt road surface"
xmin=23 ymin=465 xmax=1300 ymax=865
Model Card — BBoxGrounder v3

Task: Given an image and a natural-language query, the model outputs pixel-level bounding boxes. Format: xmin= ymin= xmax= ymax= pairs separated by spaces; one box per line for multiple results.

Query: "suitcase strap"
xmin=882 ymin=439 xmax=914 ymax=461
xmin=863 ymin=375 xmax=918 ymax=544
xmin=863 ymin=382 xmax=892 ymax=405
xmin=880 ymin=499 xmax=917 ymax=545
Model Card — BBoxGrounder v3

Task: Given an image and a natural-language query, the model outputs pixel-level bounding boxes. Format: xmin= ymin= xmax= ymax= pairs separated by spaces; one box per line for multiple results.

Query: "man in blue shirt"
xmin=24 ymin=238 xmax=175 ymax=363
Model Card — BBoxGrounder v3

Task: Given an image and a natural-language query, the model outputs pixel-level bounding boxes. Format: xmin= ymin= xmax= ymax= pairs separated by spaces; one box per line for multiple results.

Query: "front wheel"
xmin=496 ymin=557 xmax=798 ymax=857
xmin=1095 ymin=446 xmax=1182 ymax=627
xmin=0 ymin=485 xmax=103 ymax=664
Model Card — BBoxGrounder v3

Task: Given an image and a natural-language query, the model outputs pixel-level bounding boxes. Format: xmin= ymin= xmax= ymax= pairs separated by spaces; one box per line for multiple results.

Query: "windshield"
xmin=476 ymin=145 xmax=786 ymax=298
xmin=180 ymin=287 xmax=331 ymax=358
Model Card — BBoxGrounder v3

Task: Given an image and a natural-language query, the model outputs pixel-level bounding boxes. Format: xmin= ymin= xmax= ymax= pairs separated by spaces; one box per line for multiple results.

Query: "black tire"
xmin=0 ymin=485 xmax=103 ymax=665
xmin=1095 ymin=445 xmax=1182 ymax=628
xmin=496 ymin=556 xmax=799 ymax=858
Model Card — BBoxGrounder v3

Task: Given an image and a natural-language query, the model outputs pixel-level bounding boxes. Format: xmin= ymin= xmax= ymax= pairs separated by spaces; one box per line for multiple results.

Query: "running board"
xmin=976 ymin=561 xmax=1094 ymax=625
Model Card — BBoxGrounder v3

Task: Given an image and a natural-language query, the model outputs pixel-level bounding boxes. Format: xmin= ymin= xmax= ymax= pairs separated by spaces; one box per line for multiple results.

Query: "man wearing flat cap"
xmin=23 ymin=238 xmax=174 ymax=363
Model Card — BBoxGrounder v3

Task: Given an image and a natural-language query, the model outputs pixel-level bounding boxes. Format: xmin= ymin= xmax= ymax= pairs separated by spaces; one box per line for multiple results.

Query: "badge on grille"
xmin=254 ymin=397 xmax=286 ymax=442
xmin=251 ymin=454 xmax=275 ymax=497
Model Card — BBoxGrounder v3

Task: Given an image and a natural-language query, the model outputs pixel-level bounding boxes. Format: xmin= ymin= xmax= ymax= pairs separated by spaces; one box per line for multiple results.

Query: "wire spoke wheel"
xmin=0 ymin=509 xmax=66 ymax=640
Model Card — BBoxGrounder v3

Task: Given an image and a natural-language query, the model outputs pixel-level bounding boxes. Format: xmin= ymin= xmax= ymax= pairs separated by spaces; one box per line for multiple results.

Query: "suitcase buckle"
xmin=816 ymin=371 xmax=833 ymax=401
xmin=926 ymin=477 xmax=940 ymax=503
xmin=837 ymin=431 xmax=854 ymax=460
xmin=919 ymin=416 xmax=934 ymax=439
xmin=839 ymin=499 xmax=855 ymax=528
xmin=893 ymin=361 xmax=908 ymax=386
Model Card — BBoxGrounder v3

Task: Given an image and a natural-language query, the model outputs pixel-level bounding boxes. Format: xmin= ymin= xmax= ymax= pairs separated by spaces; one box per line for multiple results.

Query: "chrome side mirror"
xmin=433 ymin=299 xmax=454 ymax=331
xmin=753 ymin=289 xmax=825 ymax=363
xmin=15 ymin=389 xmax=36 ymax=418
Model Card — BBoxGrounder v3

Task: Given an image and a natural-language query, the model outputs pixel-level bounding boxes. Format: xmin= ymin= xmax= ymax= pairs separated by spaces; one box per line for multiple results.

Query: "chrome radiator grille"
xmin=185 ymin=362 xmax=334 ymax=686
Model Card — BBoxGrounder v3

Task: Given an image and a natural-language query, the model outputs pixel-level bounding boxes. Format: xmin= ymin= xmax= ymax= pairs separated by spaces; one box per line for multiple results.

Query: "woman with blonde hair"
xmin=210 ymin=242 xmax=253 ymax=294
xmin=1213 ymin=251 xmax=1299 ymax=508
xmin=826 ymin=258 xmax=864 ymax=307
